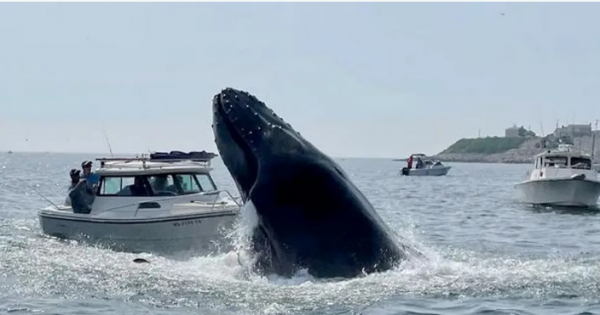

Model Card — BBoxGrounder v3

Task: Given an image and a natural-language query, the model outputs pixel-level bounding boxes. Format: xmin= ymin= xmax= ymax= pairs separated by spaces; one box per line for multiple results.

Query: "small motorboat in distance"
xmin=515 ymin=144 xmax=600 ymax=208
xmin=38 ymin=151 xmax=241 ymax=254
xmin=400 ymin=153 xmax=452 ymax=176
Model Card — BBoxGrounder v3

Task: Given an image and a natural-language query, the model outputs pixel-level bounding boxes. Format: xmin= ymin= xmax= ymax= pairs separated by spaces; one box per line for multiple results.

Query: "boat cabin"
xmin=95 ymin=153 xmax=218 ymax=197
xmin=529 ymin=144 xmax=596 ymax=180
xmin=407 ymin=153 xmax=444 ymax=168
xmin=533 ymin=154 xmax=592 ymax=170
xmin=76 ymin=152 xmax=229 ymax=215
xmin=97 ymin=169 xmax=217 ymax=197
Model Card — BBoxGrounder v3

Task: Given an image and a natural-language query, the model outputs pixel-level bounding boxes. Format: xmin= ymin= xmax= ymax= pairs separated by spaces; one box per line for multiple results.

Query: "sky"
xmin=1 ymin=2 xmax=600 ymax=158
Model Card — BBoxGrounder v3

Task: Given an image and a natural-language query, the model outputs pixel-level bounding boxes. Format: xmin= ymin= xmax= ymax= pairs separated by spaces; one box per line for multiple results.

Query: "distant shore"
xmin=430 ymin=153 xmax=533 ymax=164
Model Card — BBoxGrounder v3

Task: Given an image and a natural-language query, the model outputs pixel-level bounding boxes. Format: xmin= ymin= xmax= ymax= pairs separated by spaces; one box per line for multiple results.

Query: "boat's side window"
xmin=99 ymin=176 xmax=150 ymax=196
xmin=543 ymin=156 xmax=567 ymax=168
xmin=175 ymin=174 xmax=201 ymax=194
xmin=100 ymin=177 xmax=128 ymax=195
xmin=571 ymin=157 xmax=592 ymax=170
xmin=196 ymin=174 xmax=217 ymax=192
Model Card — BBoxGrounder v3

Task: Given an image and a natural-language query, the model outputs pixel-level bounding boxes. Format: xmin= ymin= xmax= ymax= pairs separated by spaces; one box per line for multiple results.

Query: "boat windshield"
xmin=571 ymin=157 xmax=592 ymax=170
xmin=98 ymin=173 xmax=218 ymax=197
xmin=543 ymin=156 xmax=568 ymax=168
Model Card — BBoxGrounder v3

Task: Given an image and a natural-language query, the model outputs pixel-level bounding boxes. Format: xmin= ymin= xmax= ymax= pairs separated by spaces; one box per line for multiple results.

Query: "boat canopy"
xmin=95 ymin=151 xmax=218 ymax=176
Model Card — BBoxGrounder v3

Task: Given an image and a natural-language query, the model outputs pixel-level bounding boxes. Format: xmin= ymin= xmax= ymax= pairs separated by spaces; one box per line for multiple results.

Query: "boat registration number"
xmin=173 ymin=219 xmax=202 ymax=227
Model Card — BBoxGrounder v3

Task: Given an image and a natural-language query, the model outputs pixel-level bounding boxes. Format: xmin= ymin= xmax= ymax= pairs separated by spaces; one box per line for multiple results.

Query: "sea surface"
xmin=1 ymin=152 xmax=600 ymax=315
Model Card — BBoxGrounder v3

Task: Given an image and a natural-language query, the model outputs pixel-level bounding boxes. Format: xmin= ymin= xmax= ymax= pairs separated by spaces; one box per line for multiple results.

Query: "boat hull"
xmin=38 ymin=210 xmax=239 ymax=254
xmin=401 ymin=166 xmax=451 ymax=176
xmin=515 ymin=178 xmax=600 ymax=207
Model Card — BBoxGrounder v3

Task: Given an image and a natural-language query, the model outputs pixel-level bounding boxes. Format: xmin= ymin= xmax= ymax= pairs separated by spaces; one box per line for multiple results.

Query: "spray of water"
xmin=2 ymin=203 xmax=600 ymax=314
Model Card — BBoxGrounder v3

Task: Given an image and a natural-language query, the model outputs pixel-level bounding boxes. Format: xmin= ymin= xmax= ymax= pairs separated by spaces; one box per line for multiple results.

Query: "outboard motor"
xmin=401 ymin=167 xmax=410 ymax=176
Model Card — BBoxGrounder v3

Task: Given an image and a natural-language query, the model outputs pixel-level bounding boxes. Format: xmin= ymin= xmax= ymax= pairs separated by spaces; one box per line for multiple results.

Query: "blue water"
xmin=1 ymin=152 xmax=600 ymax=315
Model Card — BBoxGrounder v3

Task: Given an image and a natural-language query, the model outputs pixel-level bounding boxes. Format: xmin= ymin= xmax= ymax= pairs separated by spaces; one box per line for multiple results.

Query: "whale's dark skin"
xmin=211 ymin=88 xmax=416 ymax=279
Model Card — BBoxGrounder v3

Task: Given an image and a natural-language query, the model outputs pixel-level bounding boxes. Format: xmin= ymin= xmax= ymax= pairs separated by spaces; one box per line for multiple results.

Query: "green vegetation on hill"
xmin=440 ymin=136 xmax=529 ymax=155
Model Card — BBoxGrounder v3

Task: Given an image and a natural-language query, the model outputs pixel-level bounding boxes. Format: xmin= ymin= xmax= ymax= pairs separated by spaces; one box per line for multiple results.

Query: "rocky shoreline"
xmin=430 ymin=137 xmax=544 ymax=164
xmin=432 ymin=135 xmax=600 ymax=164
xmin=430 ymin=153 xmax=533 ymax=164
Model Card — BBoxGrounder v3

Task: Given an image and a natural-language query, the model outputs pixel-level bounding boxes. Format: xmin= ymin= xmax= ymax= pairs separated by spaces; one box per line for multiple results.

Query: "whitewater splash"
xmin=2 ymin=208 xmax=600 ymax=313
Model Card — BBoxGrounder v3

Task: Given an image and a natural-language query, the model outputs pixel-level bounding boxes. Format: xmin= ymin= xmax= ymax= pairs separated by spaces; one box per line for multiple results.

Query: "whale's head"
xmin=212 ymin=87 xmax=317 ymax=201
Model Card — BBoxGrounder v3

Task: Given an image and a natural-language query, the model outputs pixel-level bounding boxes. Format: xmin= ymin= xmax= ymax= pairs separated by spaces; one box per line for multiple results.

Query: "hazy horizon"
xmin=0 ymin=150 xmax=407 ymax=160
xmin=2 ymin=2 xmax=600 ymax=158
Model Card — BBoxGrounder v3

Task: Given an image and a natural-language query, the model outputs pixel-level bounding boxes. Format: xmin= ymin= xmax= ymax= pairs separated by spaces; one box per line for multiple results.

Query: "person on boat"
xmin=407 ymin=155 xmax=413 ymax=169
xmin=69 ymin=178 xmax=96 ymax=214
xmin=152 ymin=175 xmax=169 ymax=191
xmin=80 ymin=160 xmax=100 ymax=187
xmin=68 ymin=169 xmax=81 ymax=190
xmin=415 ymin=157 xmax=424 ymax=169
xmin=129 ymin=176 xmax=150 ymax=196
xmin=64 ymin=169 xmax=81 ymax=206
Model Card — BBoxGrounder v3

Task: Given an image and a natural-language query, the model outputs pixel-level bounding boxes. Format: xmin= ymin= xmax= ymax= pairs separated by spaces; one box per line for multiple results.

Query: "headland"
xmin=431 ymin=124 xmax=600 ymax=164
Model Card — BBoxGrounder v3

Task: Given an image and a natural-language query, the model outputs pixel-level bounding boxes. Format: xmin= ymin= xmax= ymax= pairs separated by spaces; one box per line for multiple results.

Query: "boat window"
xmin=174 ymin=174 xmax=202 ymax=194
xmin=543 ymin=156 xmax=568 ymax=168
xmin=571 ymin=157 xmax=592 ymax=170
xmin=148 ymin=174 xmax=179 ymax=196
xmin=99 ymin=176 xmax=152 ymax=196
xmin=196 ymin=173 xmax=217 ymax=192
xmin=101 ymin=177 xmax=123 ymax=195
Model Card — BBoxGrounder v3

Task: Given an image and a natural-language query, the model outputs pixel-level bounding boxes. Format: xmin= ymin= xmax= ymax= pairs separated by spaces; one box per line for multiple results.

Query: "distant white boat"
xmin=400 ymin=153 xmax=451 ymax=177
xmin=515 ymin=144 xmax=600 ymax=208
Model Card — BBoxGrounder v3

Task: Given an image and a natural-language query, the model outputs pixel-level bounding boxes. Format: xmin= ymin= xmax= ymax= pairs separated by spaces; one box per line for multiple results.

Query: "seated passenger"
xmin=119 ymin=176 xmax=150 ymax=196
xmin=151 ymin=175 xmax=179 ymax=196
xmin=152 ymin=175 xmax=169 ymax=191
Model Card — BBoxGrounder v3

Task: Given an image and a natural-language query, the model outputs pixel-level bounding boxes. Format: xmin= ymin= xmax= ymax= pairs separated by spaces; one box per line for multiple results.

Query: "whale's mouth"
xmin=212 ymin=89 xmax=260 ymax=201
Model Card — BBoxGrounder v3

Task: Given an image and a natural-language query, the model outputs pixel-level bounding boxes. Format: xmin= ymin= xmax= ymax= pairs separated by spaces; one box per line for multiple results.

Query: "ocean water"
xmin=1 ymin=152 xmax=600 ymax=315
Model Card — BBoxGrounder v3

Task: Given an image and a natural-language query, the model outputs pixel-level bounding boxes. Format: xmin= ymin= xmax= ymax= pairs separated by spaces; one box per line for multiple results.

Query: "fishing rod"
xmin=31 ymin=187 xmax=60 ymax=208
xmin=102 ymin=126 xmax=114 ymax=158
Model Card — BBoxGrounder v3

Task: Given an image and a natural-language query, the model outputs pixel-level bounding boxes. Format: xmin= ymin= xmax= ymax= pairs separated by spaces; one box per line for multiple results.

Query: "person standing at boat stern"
xmin=81 ymin=160 xmax=100 ymax=187
xmin=407 ymin=155 xmax=413 ymax=169
xmin=64 ymin=169 xmax=81 ymax=206
xmin=69 ymin=179 xmax=96 ymax=214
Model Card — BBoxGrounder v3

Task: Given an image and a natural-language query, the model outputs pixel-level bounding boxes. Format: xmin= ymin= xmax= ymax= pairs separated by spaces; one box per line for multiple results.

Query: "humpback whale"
xmin=212 ymin=88 xmax=414 ymax=278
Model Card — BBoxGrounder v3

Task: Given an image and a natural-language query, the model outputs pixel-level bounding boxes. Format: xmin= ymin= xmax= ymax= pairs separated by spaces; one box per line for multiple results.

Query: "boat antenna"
xmin=102 ymin=126 xmax=114 ymax=157
xmin=592 ymin=120 xmax=598 ymax=160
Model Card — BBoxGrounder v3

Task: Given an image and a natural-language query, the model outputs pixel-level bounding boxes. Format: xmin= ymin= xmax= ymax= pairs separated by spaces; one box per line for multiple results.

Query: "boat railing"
xmin=96 ymin=157 xmax=212 ymax=169
xmin=94 ymin=189 xmax=243 ymax=217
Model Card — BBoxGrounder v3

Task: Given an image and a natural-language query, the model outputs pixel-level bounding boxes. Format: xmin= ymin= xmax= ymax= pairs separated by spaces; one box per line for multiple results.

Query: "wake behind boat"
xmin=515 ymin=144 xmax=600 ymax=208
xmin=38 ymin=151 xmax=241 ymax=254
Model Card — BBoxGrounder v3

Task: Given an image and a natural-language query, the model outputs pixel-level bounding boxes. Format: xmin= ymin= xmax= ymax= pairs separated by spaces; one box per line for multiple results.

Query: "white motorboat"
xmin=38 ymin=151 xmax=242 ymax=254
xmin=400 ymin=154 xmax=451 ymax=176
xmin=515 ymin=144 xmax=600 ymax=208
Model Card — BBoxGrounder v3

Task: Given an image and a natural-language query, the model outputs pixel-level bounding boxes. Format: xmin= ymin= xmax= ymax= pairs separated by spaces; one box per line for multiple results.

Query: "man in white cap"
xmin=81 ymin=160 xmax=100 ymax=187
